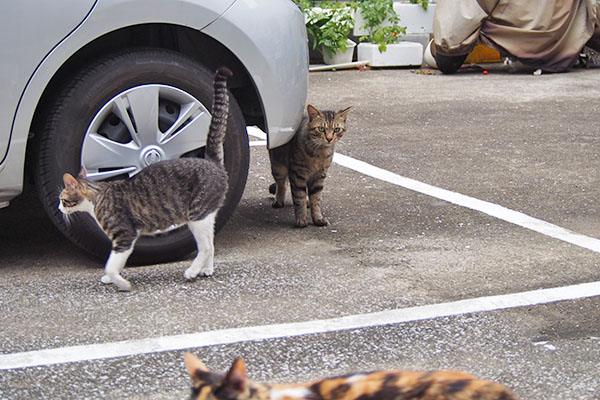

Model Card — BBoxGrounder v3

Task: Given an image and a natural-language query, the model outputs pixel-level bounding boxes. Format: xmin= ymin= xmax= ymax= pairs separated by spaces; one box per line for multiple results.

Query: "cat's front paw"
xmin=100 ymin=275 xmax=112 ymax=284
xmin=295 ymin=217 xmax=309 ymax=228
xmin=313 ymin=216 xmax=330 ymax=226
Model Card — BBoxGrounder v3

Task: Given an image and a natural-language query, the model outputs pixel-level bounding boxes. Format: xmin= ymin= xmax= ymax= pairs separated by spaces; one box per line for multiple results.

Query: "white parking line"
xmin=2 ymin=281 xmax=600 ymax=370
xmin=332 ymin=153 xmax=600 ymax=254
xmin=247 ymin=126 xmax=600 ymax=253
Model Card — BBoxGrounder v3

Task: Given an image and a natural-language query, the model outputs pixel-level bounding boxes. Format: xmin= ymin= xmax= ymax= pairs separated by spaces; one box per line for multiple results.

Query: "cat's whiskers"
xmin=61 ymin=211 xmax=72 ymax=228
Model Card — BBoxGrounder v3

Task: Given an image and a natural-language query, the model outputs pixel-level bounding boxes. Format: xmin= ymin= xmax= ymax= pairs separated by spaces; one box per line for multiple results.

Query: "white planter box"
xmin=357 ymin=42 xmax=423 ymax=67
xmin=323 ymin=40 xmax=356 ymax=65
xmin=354 ymin=3 xmax=437 ymax=36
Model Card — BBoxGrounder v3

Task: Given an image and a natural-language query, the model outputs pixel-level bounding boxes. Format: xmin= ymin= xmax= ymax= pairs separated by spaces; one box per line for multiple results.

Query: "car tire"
xmin=34 ymin=48 xmax=249 ymax=264
xmin=434 ymin=52 xmax=468 ymax=74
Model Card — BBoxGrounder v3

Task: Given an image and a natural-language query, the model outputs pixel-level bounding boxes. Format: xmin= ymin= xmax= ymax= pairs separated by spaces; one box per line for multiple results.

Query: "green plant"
xmin=293 ymin=0 xmax=314 ymax=13
xmin=409 ymin=0 xmax=429 ymax=10
xmin=357 ymin=0 xmax=406 ymax=53
xmin=294 ymin=1 xmax=357 ymax=59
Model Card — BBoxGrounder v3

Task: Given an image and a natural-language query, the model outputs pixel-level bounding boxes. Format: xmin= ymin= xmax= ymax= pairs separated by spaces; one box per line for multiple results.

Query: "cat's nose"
xmin=326 ymin=136 xmax=334 ymax=143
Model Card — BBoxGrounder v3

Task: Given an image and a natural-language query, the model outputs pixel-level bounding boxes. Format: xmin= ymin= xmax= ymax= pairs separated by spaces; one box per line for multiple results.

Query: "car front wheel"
xmin=34 ymin=48 xmax=249 ymax=264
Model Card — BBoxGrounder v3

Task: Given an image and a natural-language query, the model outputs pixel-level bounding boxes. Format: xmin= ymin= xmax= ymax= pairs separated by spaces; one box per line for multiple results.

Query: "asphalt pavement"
xmin=1 ymin=65 xmax=600 ymax=399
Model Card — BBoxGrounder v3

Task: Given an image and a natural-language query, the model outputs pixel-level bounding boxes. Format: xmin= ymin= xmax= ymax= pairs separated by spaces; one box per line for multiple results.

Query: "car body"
xmin=0 ymin=0 xmax=308 ymax=262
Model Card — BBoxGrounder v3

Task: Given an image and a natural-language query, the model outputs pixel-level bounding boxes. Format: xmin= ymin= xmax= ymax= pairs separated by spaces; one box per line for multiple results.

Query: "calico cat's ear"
xmin=337 ymin=106 xmax=351 ymax=121
xmin=307 ymin=104 xmax=322 ymax=120
xmin=224 ymin=358 xmax=247 ymax=393
xmin=63 ymin=173 xmax=79 ymax=190
xmin=185 ymin=352 xmax=209 ymax=378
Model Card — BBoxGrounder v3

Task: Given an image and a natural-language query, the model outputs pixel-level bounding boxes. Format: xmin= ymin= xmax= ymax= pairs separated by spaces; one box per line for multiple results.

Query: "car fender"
xmin=203 ymin=0 xmax=308 ymax=149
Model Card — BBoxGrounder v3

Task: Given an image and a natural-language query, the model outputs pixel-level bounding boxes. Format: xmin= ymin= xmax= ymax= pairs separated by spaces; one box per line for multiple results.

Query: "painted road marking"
xmin=246 ymin=126 xmax=600 ymax=254
xmin=2 ymin=281 xmax=600 ymax=370
xmin=332 ymin=153 xmax=600 ymax=254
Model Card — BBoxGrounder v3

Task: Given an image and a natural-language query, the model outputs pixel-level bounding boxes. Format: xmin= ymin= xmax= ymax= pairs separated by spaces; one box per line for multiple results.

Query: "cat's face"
xmin=58 ymin=172 xmax=94 ymax=215
xmin=185 ymin=354 xmax=257 ymax=400
xmin=307 ymin=104 xmax=351 ymax=146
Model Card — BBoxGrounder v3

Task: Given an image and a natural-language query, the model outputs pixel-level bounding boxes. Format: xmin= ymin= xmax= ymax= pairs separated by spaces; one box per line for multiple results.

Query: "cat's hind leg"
xmin=101 ymin=246 xmax=134 ymax=291
xmin=269 ymin=149 xmax=289 ymax=208
xmin=270 ymin=178 xmax=287 ymax=208
xmin=184 ymin=211 xmax=217 ymax=280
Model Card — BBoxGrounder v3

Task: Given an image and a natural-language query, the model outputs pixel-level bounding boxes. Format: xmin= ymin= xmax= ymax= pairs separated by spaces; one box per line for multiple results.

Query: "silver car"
xmin=0 ymin=0 xmax=308 ymax=263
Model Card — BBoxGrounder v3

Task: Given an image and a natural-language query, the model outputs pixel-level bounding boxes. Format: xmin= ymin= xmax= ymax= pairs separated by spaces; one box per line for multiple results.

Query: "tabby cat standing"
xmin=269 ymin=104 xmax=351 ymax=228
xmin=58 ymin=67 xmax=233 ymax=291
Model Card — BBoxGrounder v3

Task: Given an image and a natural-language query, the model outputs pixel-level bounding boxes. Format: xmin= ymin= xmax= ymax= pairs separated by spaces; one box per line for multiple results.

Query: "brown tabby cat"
xmin=58 ymin=67 xmax=232 ymax=291
xmin=184 ymin=355 xmax=519 ymax=400
xmin=269 ymin=104 xmax=351 ymax=228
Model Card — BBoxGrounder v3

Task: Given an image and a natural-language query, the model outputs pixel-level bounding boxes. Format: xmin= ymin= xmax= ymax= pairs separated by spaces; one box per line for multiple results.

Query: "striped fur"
xmin=269 ymin=104 xmax=351 ymax=228
xmin=185 ymin=355 xmax=519 ymax=400
xmin=205 ymin=67 xmax=232 ymax=165
xmin=57 ymin=67 xmax=232 ymax=291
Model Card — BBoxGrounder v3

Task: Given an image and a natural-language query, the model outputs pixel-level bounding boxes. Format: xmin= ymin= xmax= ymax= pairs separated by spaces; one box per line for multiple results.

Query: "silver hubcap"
xmin=81 ymin=84 xmax=211 ymax=181
xmin=141 ymin=146 xmax=164 ymax=167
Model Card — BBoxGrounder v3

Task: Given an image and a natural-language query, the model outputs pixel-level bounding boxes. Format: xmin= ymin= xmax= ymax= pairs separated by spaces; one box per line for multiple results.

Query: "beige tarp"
xmin=434 ymin=0 xmax=600 ymax=71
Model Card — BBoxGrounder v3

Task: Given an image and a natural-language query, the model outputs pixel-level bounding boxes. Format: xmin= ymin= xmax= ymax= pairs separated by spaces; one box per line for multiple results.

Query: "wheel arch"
xmin=27 ymin=23 xmax=263 ymax=183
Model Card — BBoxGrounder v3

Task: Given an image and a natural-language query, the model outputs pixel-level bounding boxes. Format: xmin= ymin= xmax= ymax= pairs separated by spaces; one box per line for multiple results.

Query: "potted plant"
xmin=408 ymin=0 xmax=429 ymax=10
xmin=354 ymin=0 xmax=423 ymax=67
xmin=295 ymin=0 xmax=357 ymax=65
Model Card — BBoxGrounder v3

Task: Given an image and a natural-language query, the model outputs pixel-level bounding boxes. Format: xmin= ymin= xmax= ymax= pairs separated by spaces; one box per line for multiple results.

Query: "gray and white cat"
xmin=58 ymin=67 xmax=232 ymax=291
xmin=269 ymin=104 xmax=351 ymax=227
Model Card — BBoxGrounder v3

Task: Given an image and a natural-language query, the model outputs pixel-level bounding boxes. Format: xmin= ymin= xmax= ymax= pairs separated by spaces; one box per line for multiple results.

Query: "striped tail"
xmin=205 ymin=67 xmax=232 ymax=165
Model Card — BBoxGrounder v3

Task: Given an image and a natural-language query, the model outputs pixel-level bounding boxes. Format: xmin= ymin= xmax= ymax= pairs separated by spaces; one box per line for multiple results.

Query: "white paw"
xmin=199 ymin=263 xmax=214 ymax=277
xmin=103 ymin=274 xmax=131 ymax=291
xmin=114 ymin=279 xmax=132 ymax=292
xmin=183 ymin=269 xmax=195 ymax=281
xmin=184 ymin=265 xmax=213 ymax=281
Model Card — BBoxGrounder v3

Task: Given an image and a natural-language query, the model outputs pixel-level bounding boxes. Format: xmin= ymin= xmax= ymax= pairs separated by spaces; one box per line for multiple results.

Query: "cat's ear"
xmin=307 ymin=104 xmax=322 ymax=120
xmin=224 ymin=358 xmax=247 ymax=393
xmin=184 ymin=352 xmax=209 ymax=378
xmin=78 ymin=167 xmax=88 ymax=179
xmin=63 ymin=173 xmax=79 ymax=190
xmin=337 ymin=106 xmax=352 ymax=121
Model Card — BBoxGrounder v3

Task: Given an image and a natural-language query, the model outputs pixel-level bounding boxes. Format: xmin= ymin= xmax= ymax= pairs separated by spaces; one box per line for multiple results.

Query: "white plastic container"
xmin=357 ymin=42 xmax=423 ymax=67
xmin=323 ymin=39 xmax=356 ymax=65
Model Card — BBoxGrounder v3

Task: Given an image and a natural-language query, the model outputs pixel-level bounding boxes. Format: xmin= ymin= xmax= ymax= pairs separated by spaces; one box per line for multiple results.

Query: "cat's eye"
xmin=318 ymin=127 xmax=325 ymax=132
xmin=334 ymin=128 xmax=341 ymax=133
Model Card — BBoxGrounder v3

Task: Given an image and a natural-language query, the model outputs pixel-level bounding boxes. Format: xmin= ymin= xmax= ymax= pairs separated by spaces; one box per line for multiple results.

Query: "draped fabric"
xmin=434 ymin=0 xmax=600 ymax=71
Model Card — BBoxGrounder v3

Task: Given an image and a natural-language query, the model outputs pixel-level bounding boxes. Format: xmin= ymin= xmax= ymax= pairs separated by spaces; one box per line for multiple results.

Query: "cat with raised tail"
xmin=184 ymin=355 xmax=519 ymax=400
xmin=269 ymin=104 xmax=351 ymax=228
xmin=58 ymin=67 xmax=233 ymax=291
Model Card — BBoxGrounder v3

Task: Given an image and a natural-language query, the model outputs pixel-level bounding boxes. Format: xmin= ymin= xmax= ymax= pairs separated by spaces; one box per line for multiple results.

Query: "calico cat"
xmin=58 ymin=67 xmax=232 ymax=291
xmin=185 ymin=355 xmax=519 ymax=400
xmin=269 ymin=104 xmax=351 ymax=228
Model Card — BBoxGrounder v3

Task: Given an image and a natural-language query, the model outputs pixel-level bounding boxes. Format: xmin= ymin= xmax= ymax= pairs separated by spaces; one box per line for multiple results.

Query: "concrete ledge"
xmin=357 ymin=42 xmax=423 ymax=67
